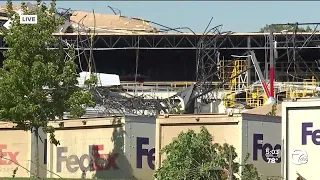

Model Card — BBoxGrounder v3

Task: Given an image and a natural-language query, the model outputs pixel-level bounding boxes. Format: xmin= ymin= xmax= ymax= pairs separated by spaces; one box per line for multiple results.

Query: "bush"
xmin=154 ymin=126 xmax=261 ymax=180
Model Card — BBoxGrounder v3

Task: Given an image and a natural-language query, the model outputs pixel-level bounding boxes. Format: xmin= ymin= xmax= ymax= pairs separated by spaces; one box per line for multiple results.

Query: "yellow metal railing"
xmin=223 ymin=59 xmax=249 ymax=108
xmin=121 ymin=81 xmax=222 ymax=88
xmin=224 ymin=93 xmax=235 ymax=108
xmin=285 ymin=76 xmax=318 ymax=100
xmin=120 ymin=73 xmax=319 ymax=108
xmin=230 ymin=60 xmax=248 ymax=91
xmin=245 ymin=87 xmax=266 ymax=107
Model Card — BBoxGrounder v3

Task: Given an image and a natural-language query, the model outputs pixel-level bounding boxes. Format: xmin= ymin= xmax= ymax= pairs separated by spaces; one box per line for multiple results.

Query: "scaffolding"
xmin=221 ymin=59 xmax=248 ymax=107
xmin=220 ymin=59 xmax=320 ymax=108
xmin=246 ymin=87 xmax=267 ymax=107
xmin=229 ymin=60 xmax=248 ymax=92
xmin=285 ymin=76 xmax=318 ymax=100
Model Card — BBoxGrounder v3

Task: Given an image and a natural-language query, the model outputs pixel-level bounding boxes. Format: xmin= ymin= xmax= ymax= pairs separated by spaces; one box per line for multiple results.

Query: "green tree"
xmin=154 ymin=126 xmax=261 ymax=180
xmin=0 ymin=0 xmax=96 ymax=176
xmin=241 ymin=154 xmax=261 ymax=180
xmin=266 ymin=104 xmax=277 ymax=116
xmin=259 ymin=24 xmax=313 ymax=33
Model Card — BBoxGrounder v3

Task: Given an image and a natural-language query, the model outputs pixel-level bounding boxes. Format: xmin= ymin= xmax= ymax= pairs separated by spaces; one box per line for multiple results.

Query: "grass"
xmin=0 ymin=178 xmax=126 ymax=180
xmin=0 ymin=178 xmax=101 ymax=180
xmin=0 ymin=179 xmax=85 ymax=180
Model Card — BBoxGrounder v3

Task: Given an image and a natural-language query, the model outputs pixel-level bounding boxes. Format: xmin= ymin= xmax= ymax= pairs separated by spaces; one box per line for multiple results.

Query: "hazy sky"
xmin=1 ymin=1 xmax=320 ymax=32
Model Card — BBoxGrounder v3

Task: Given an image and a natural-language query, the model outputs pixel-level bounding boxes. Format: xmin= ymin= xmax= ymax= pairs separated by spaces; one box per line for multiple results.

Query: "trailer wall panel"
xmin=125 ymin=118 xmax=156 ymax=180
xmin=46 ymin=116 xmax=155 ymax=180
xmin=0 ymin=130 xmax=31 ymax=177
xmin=156 ymin=114 xmax=281 ymax=180
xmin=282 ymin=99 xmax=320 ymax=180
xmin=242 ymin=114 xmax=281 ymax=179
xmin=155 ymin=114 xmax=242 ymax=169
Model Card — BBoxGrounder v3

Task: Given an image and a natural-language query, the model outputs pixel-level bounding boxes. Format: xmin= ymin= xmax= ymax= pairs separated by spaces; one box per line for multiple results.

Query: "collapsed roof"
xmin=70 ymin=11 xmax=158 ymax=33
xmin=0 ymin=4 xmax=159 ymax=34
xmin=0 ymin=4 xmax=22 ymax=12
xmin=243 ymin=103 xmax=282 ymax=117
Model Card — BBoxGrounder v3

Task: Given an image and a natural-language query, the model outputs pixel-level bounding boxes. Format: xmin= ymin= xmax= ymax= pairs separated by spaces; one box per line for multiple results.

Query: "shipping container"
xmin=155 ymin=112 xmax=281 ymax=179
xmin=0 ymin=121 xmax=42 ymax=178
xmin=45 ymin=116 xmax=156 ymax=180
xmin=281 ymin=99 xmax=320 ymax=180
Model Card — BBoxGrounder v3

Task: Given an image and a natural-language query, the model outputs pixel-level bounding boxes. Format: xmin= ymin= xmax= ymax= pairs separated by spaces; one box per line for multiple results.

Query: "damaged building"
xmin=0 ymin=4 xmax=320 ymax=115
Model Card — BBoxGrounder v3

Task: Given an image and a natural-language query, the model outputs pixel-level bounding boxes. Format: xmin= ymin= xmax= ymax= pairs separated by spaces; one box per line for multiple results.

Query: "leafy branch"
xmin=266 ymin=104 xmax=277 ymax=116
xmin=154 ymin=126 xmax=261 ymax=180
xmin=0 ymin=0 xmax=97 ymax=176
xmin=0 ymin=151 xmax=65 ymax=179
xmin=0 ymin=152 xmax=41 ymax=179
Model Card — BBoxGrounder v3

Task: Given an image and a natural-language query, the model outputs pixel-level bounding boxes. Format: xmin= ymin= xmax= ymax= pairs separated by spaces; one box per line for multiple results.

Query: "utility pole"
xmin=247 ymin=36 xmax=251 ymax=86
xmin=269 ymin=29 xmax=275 ymax=98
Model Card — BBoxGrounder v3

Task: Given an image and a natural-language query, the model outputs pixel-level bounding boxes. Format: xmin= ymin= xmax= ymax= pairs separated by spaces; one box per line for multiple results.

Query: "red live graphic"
xmin=0 ymin=145 xmax=19 ymax=165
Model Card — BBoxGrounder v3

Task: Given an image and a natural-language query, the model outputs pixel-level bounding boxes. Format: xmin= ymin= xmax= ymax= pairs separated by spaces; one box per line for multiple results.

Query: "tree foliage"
xmin=154 ymin=126 xmax=261 ymax=180
xmin=0 ymin=0 xmax=95 ymax=144
xmin=266 ymin=103 xmax=277 ymax=116
xmin=259 ymin=24 xmax=312 ymax=33
xmin=241 ymin=153 xmax=261 ymax=180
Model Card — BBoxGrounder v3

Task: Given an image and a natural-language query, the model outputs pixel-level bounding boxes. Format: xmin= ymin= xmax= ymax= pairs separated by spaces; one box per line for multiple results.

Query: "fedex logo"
xmin=302 ymin=122 xmax=320 ymax=145
xmin=0 ymin=145 xmax=19 ymax=165
xmin=253 ymin=134 xmax=281 ymax=163
xmin=137 ymin=137 xmax=155 ymax=170
xmin=56 ymin=145 xmax=119 ymax=173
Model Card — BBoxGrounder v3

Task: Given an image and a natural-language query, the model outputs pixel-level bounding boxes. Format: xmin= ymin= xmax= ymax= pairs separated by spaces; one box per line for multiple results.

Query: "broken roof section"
xmin=0 ymin=3 xmax=159 ymax=34
xmin=70 ymin=11 xmax=158 ymax=33
xmin=0 ymin=4 xmax=21 ymax=13
xmin=0 ymin=3 xmax=37 ymax=14
xmin=243 ymin=103 xmax=282 ymax=117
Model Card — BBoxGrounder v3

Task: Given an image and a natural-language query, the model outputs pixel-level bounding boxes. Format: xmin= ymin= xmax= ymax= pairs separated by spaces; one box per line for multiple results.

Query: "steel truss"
xmin=268 ymin=23 xmax=320 ymax=82
xmin=0 ymin=32 xmax=320 ymax=50
xmin=195 ymin=24 xmax=231 ymax=105
xmin=61 ymin=33 xmax=320 ymax=50
xmin=2 ymin=19 xmax=320 ymax=116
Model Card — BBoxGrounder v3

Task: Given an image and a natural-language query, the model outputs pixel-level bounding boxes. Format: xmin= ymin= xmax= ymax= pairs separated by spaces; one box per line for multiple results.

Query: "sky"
xmin=1 ymin=1 xmax=320 ymax=32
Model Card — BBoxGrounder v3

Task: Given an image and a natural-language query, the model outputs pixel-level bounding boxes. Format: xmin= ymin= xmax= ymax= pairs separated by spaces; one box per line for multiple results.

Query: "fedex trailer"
xmin=281 ymin=99 xmax=320 ymax=179
xmin=0 ymin=122 xmax=33 ymax=177
xmin=45 ymin=116 xmax=155 ymax=180
xmin=0 ymin=121 xmax=47 ymax=178
xmin=155 ymin=113 xmax=281 ymax=179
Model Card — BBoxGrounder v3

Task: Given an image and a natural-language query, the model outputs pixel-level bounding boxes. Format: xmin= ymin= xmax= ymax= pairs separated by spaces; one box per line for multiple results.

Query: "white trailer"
xmin=156 ymin=112 xmax=281 ymax=179
xmin=0 ymin=122 xmax=33 ymax=178
xmin=281 ymin=99 xmax=320 ymax=179
xmin=44 ymin=116 xmax=156 ymax=180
